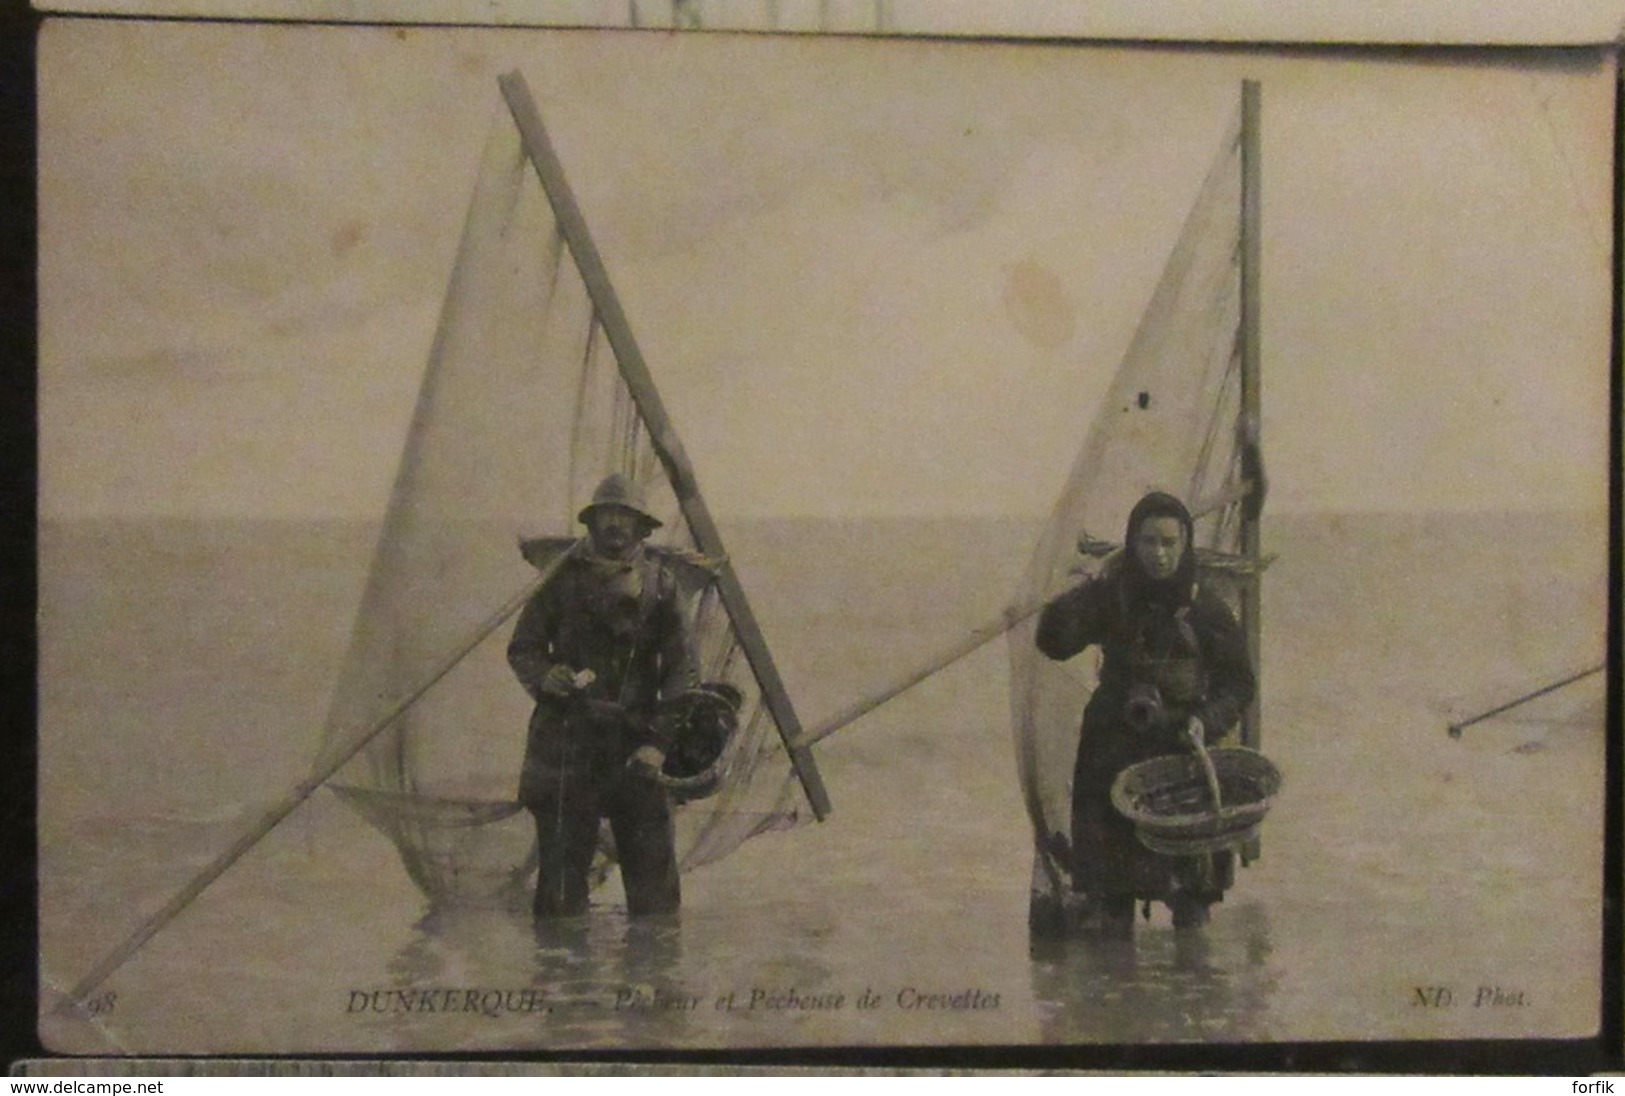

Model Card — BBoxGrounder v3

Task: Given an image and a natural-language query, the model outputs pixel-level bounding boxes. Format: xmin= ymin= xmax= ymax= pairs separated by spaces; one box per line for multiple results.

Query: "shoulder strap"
xmin=1173 ymin=604 xmax=1202 ymax=659
xmin=635 ymin=553 xmax=664 ymax=630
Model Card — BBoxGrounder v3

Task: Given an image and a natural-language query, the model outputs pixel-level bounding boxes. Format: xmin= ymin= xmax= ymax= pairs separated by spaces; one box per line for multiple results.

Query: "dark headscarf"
xmin=1121 ymin=491 xmax=1198 ymax=607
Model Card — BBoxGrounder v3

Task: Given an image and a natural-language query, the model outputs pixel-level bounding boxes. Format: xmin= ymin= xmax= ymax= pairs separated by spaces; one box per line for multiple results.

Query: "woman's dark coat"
xmin=1035 ymin=494 xmax=1255 ymax=904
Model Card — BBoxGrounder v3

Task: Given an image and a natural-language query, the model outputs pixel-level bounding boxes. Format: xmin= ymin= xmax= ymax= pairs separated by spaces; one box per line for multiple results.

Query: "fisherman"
xmin=1034 ymin=491 xmax=1255 ymax=934
xmin=508 ymin=473 xmax=697 ymax=918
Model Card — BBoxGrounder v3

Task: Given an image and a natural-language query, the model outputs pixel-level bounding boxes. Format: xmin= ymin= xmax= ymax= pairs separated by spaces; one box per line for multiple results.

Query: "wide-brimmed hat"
xmin=577 ymin=473 xmax=663 ymax=528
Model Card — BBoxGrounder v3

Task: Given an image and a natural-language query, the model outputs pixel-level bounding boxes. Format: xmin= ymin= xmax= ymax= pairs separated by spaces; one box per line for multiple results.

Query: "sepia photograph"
xmin=34 ymin=18 xmax=1613 ymax=1058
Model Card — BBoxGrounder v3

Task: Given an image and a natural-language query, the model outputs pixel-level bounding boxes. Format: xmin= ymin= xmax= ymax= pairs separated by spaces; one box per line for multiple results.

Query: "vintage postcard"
xmin=35 ymin=21 xmax=1613 ymax=1060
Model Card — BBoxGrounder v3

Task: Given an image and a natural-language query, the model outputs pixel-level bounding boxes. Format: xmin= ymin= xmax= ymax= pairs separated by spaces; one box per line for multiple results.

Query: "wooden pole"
xmin=1234 ymin=79 xmax=1265 ymax=866
xmin=59 ymin=551 xmax=571 ymax=1012
xmin=1447 ymin=664 xmax=1604 ymax=738
xmin=789 ymin=594 xmax=1050 ymax=751
xmin=500 ymin=71 xmax=831 ymax=820
xmin=1239 ymin=79 xmax=1263 ymax=755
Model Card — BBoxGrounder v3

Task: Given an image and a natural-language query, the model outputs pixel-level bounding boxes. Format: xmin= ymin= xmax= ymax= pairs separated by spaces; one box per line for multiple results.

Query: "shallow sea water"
xmin=37 ymin=512 xmax=1609 ymax=1054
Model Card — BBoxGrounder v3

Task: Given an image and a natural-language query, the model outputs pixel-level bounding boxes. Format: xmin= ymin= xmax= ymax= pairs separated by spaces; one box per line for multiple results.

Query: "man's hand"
xmin=539 ymin=664 xmax=580 ymax=699
xmin=627 ymin=745 xmax=666 ymax=779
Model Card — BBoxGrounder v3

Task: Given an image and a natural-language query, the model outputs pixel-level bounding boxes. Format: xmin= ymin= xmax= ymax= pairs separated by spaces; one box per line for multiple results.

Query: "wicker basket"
xmin=1110 ymin=746 xmax=1283 ymax=856
xmin=654 ymin=683 xmax=743 ymax=802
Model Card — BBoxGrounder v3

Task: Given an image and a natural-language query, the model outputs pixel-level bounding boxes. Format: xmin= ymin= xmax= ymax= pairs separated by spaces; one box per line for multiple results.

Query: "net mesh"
xmin=1007 ymin=103 xmax=1254 ymax=905
xmin=314 ymin=100 xmax=808 ymax=908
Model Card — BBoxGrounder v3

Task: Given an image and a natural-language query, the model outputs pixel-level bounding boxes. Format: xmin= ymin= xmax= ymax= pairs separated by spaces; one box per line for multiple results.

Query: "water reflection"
xmin=377 ymin=884 xmax=1278 ymax=1048
xmin=517 ymin=912 xmax=690 ymax=1045
xmin=524 ymin=911 xmax=697 ymax=1045
xmin=1030 ymin=901 xmax=1278 ymax=1043
xmin=369 ymin=900 xmax=699 ymax=1048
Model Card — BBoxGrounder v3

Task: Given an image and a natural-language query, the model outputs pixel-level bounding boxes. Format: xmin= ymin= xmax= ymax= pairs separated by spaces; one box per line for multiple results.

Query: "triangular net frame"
xmin=314 ymin=74 xmax=827 ymax=908
xmin=1007 ymin=91 xmax=1263 ymax=907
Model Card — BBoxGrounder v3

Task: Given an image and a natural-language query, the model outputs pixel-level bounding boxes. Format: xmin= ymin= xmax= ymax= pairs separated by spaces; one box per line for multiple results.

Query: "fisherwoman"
xmin=1035 ymin=491 xmax=1255 ymax=934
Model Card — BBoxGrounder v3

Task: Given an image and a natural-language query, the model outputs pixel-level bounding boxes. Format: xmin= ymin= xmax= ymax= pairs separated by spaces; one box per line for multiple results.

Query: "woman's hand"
xmin=1183 ymin=716 xmax=1206 ymax=750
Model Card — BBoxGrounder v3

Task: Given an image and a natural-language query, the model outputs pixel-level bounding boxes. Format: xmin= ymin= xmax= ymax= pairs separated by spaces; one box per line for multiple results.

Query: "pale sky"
xmin=37 ymin=24 xmax=1614 ymax=519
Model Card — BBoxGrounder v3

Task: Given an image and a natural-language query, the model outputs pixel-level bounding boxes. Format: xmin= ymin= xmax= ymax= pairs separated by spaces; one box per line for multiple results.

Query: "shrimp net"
xmin=1007 ymin=95 xmax=1263 ymax=912
xmin=314 ymin=77 xmax=823 ymax=908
